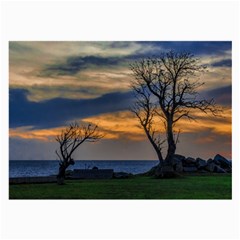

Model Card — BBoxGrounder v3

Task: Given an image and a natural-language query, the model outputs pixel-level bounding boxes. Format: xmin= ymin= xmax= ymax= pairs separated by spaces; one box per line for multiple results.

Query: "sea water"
xmin=9 ymin=160 xmax=159 ymax=177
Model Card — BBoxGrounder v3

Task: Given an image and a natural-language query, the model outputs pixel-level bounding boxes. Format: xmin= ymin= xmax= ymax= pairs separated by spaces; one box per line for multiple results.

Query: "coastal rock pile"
xmin=173 ymin=154 xmax=231 ymax=173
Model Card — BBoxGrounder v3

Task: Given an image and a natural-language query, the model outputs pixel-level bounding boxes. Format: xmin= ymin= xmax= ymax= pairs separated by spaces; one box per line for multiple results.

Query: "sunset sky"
xmin=9 ymin=41 xmax=232 ymax=160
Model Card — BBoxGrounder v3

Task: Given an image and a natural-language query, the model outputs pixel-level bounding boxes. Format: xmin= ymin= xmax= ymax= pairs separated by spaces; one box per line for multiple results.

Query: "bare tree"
xmin=131 ymin=83 xmax=165 ymax=167
xmin=130 ymin=51 xmax=221 ymax=176
xmin=55 ymin=122 xmax=103 ymax=184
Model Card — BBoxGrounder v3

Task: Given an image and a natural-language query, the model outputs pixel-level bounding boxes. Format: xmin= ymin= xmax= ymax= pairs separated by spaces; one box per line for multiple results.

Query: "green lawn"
xmin=9 ymin=174 xmax=232 ymax=199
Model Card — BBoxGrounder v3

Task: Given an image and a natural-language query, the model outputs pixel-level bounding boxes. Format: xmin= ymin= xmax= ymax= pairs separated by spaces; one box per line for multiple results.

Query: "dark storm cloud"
xmin=9 ymin=88 xmax=135 ymax=129
xmin=39 ymin=54 xmax=150 ymax=77
xmin=38 ymin=41 xmax=231 ymax=77
xmin=201 ymin=85 xmax=231 ymax=106
xmin=39 ymin=56 xmax=122 ymax=77
xmin=139 ymin=41 xmax=231 ymax=56
xmin=211 ymin=59 xmax=232 ymax=67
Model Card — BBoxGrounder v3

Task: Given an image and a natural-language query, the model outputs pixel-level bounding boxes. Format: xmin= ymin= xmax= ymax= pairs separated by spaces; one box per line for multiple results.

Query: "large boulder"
xmin=173 ymin=154 xmax=185 ymax=162
xmin=174 ymin=161 xmax=183 ymax=172
xmin=196 ymin=158 xmax=207 ymax=169
xmin=145 ymin=165 xmax=158 ymax=176
xmin=213 ymin=159 xmax=221 ymax=165
xmin=183 ymin=166 xmax=198 ymax=172
xmin=156 ymin=165 xmax=179 ymax=178
xmin=183 ymin=157 xmax=196 ymax=167
xmin=214 ymin=165 xmax=227 ymax=173
xmin=205 ymin=161 xmax=216 ymax=172
xmin=207 ymin=158 xmax=214 ymax=164
xmin=214 ymin=154 xmax=231 ymax=169
xmin=226 ymin=168 xmax=232 ymax=173
xmin=172 ymin=155 xmax=184 ymax=172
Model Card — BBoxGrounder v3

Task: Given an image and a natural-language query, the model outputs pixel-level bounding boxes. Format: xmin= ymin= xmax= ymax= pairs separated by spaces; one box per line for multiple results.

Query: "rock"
xmin=175 ymin=164 xmax=183 ymax=172
xmin=173 ymin=154 xmax=185 ymax=162
xmin=154 ymin=165 xmax=178 ymax=178
xmin=162 ymin=165 xmax=174 ymax=171
xmin=145 ymin=165 xmax=158 ymax=176
xmin=207 ymin=158 xmax=213 ymax=164
xmin=205 ymin=162 xmax=216 ymax=172
xmin=161 ymin=165 xmax=177 ymax=178
xmin=183 ymin=166 xmax=198 ymax=172
xmin=214 ymin=165 xmax=227 ymax=173
xmin=213 ymin=159 xmax=221 ymax=165
xmin=184 ymin=157 xmax=196 ymax=166
xmin=185 ymin=157 xmax=196 ymax=163
xmin=198 ymin=169 xmax=208 ymax=173
xmin=172 ymin=155 xmax=184 ymax=172
xmin=174 ymin=162 xmax=183 ymax=172
xmin=186 ymin=163 xmax=197 ymax=168
xmin=226 ymin=168 xmax=232 ymax=173
xmin=92 ymin=166 xmax=99 ymax=170
xmin=196 ymin=158 xmax=207 ymax=169
xmin=172 ymin=158 xmax=181 ymax=165
xmin=214 ymin=154 xmax=231 ymax=169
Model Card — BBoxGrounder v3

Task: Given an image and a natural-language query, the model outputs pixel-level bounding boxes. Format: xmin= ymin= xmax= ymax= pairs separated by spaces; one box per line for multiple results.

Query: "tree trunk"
xmin=57 ymin=158 xmax=75 ymax=185
xmin=153 ymin=119 xmax=176 ymax=178
xmin=144 ymin=126 xmax=164 ymax=165
xmin=165 ymin=120 xmax=176 ymax=166
xmin=57 ymin=163 xmax=68 ymax=185
xmin=157 ymin=152 xmax=164 ymax=167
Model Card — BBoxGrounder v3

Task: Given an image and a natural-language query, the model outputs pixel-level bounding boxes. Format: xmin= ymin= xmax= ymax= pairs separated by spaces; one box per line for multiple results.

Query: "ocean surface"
xmin=9 ymin=160 xmax=159 ymax=178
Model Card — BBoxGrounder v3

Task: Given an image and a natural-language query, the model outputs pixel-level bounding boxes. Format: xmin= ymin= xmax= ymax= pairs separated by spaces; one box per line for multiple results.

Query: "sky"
xmin=9 ymin=41 xmax=232 ymax=160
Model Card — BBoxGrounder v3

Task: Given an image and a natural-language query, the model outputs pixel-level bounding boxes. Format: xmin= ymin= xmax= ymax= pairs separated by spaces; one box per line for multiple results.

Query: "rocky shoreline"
xmin=9 ymin=154 xmax=231 ymax=184
xmin=171 ymin=153 xmax=231 ymax=174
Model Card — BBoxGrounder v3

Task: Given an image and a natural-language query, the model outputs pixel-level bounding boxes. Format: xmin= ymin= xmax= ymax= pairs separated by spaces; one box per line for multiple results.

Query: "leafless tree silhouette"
xmin=55 ymin=122 xmax=103 ymax=184
xmin=130 ymin=51 xmax=221 ymax=177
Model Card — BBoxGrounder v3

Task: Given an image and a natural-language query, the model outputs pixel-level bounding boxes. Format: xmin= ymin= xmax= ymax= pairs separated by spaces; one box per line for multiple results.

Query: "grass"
xmin=9 ymin=174 xmax=232 ymax=200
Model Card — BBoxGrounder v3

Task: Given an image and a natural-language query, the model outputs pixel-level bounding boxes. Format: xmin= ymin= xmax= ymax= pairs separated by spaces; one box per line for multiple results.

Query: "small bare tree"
xmin=130 ymin=51 xmax=221 ymax=177
xmin=131 ymin=83 xmax=165 ymax=167
xmin=55 ymin=122 xmax=103 ymax=184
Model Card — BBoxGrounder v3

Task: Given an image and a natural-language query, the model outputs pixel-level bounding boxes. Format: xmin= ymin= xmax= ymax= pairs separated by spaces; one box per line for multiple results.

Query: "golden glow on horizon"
xmin=9 ymin=107 xmax=231 ymax=143
xmin=82 ymin=111 xmax=147 ymax=141
xmin=9 ymin=126 xmax=63 ymax=141
xmin=176 ymin=107 xmax=231 ymax=135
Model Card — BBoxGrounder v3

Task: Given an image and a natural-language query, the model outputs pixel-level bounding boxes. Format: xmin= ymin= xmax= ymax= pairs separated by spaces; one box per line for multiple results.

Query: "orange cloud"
xmin=10 ymin=105 xmax=231 ymax=143
xmin=83 ymin=107 xmax=231 ymax=141
xmin=82 ymin=111 xmax=146 ymax=141
xmin=175 ymin=107 xmax=231 ymax=135
xmin=9 ymin=126 xmax=63 ymax=141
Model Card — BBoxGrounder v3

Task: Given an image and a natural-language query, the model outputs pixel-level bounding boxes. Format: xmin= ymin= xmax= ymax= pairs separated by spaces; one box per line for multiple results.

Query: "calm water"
xmin=9 ymin=160 xmax=159 ymax=177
